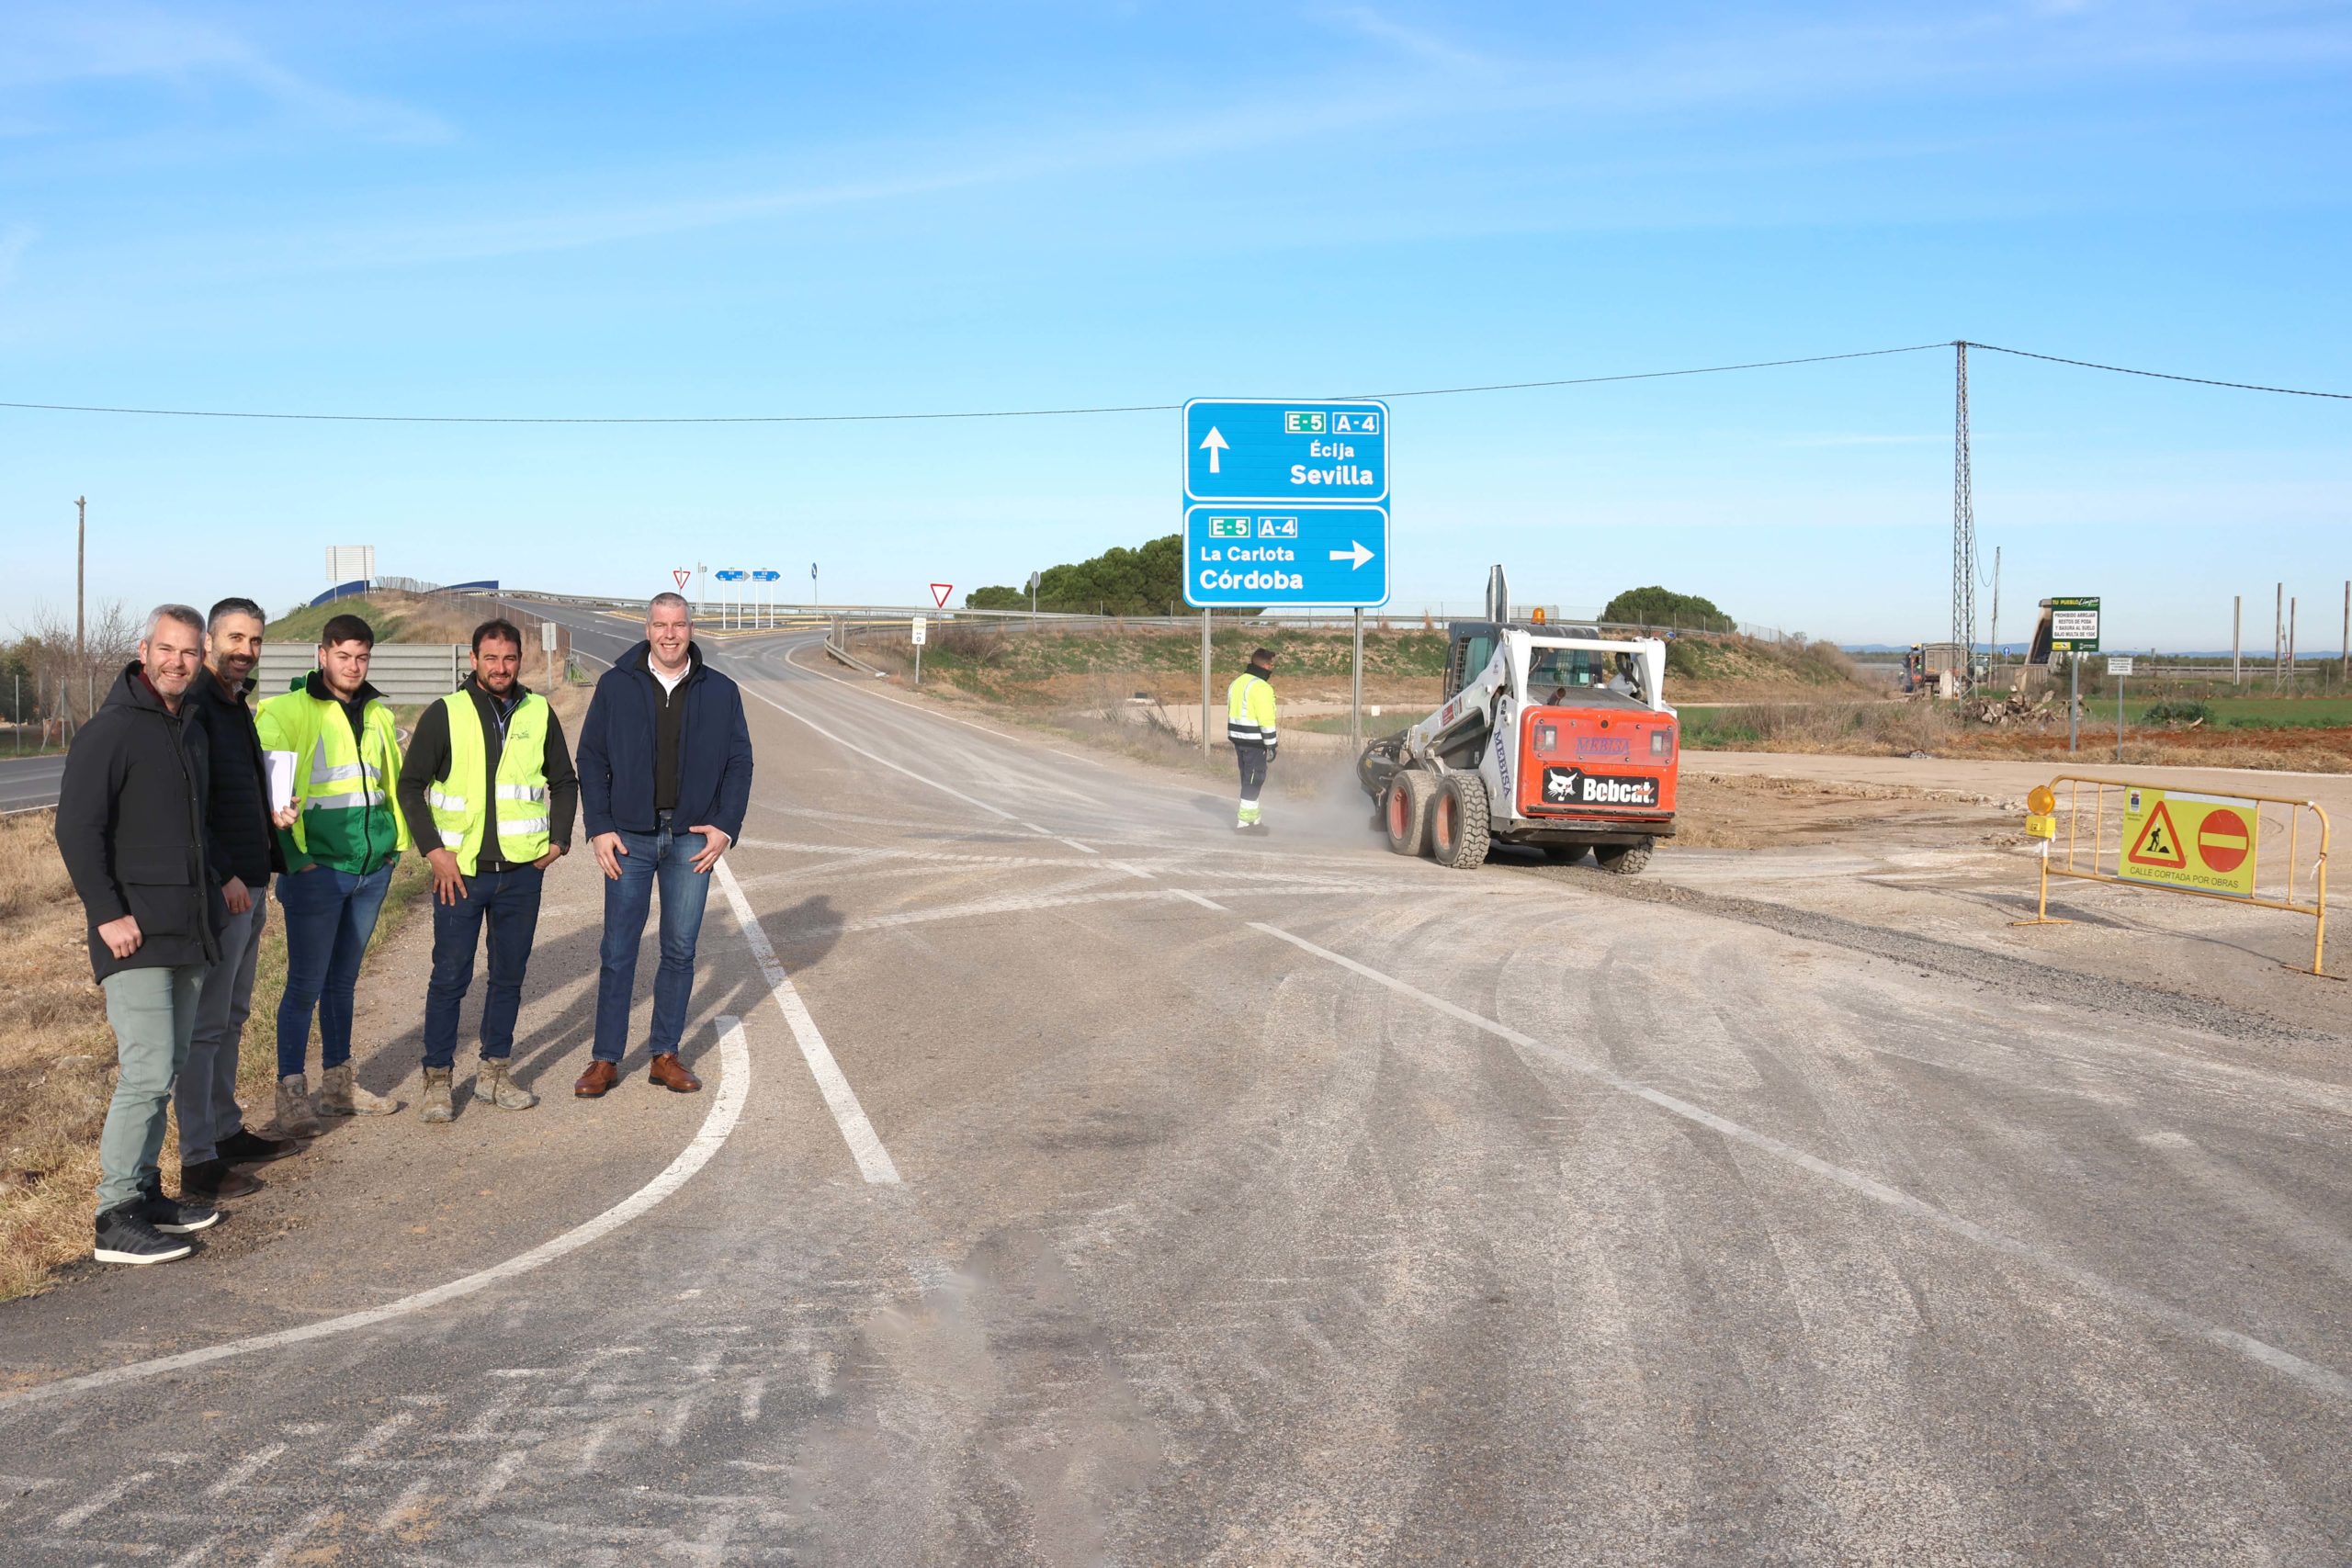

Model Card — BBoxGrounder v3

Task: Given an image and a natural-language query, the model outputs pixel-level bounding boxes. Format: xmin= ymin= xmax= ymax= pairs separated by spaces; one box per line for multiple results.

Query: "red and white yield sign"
xmin=930 ymin=582 xmax=954 ymax=608
xmin=673 ymin=569 xmax=691 ymax=589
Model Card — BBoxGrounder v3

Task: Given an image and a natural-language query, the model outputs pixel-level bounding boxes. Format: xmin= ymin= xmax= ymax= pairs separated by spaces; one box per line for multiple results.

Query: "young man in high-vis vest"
xmin=1226 ymin=646 xmax=1280 ymax=830
xmin=256 ymin=614 xmax=409 ymax=1134
xmin=397 ymin=618 xmax=580 ymax=1123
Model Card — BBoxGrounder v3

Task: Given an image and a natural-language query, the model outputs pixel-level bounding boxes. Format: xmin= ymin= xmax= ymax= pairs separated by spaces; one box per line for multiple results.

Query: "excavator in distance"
xmin=1356 ymin=567 xmax=1679 ymax=873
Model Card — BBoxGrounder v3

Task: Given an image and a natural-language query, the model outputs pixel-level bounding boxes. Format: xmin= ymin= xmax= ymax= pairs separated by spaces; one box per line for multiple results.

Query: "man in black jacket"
xmin=573 ymin=593 xmax=752 ymax=1098
xmin=179 ymin=597 xmax=303 ymax=1201
xmin=397 ymin=618 xmax=580 ymax=1122
xmin=54 ymin=605 xmax=227 ymax=1266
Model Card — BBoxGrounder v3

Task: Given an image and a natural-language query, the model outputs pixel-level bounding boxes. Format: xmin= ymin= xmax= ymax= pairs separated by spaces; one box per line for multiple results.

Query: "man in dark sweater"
xmin=397 ymin=618 xmax=580 ymax=1122
xmin=573 ymin=593 xmax=752 ymax=1097
xmin=179 ymin=598 xmax=303 ymax=1201
xmin=54 ymin=605 xmax=226 ymax=1266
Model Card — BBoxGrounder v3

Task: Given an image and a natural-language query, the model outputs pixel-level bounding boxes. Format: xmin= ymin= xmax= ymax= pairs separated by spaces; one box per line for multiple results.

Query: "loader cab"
xmin=1442 ymin=622 xmax=1503 ymax=700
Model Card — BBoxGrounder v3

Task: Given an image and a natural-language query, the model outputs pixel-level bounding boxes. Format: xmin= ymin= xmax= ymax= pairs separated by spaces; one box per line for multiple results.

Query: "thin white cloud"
xmin=0 ymin=223 xmax=32 ymax=288
xmin=3 ymin=2 xmax=451 ymax=144
xmin=1322 ymin=6 xmax=1493 ymax=70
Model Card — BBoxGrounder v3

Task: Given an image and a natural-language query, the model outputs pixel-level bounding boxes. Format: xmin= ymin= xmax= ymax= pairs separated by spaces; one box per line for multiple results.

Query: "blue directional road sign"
xmin=714 ymin=570 xmax=746 ymax=582
xmin=1184 ymin=505 xmax=1389 ymax=609
xmin=1183 ymin=398 xmax=1390 ymax=608
xmin=1185 ymin=398 xmax=1388 ymax=504
xmin=750 ymin=570 xmax=781 ymax=581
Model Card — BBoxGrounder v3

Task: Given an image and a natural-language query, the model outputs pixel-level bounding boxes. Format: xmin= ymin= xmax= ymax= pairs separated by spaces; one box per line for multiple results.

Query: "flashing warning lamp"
xmin=2025 ymin=784 xmax=2058 ymax=840
xmin=1530 ymin=607 xmax=1546 ymax=624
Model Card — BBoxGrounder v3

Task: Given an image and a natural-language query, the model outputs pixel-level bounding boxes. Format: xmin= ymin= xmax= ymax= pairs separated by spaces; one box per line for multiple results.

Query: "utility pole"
xmin=2275 ymin=582 xmax=2285 ymax=692
xmin=75 ymin=496 xmax=87 ymax=723
xmin=2232 ymin=594 xmax=2242 ymax=686
xmin=1951 ymin=344 xmax=1977 ymax=688
xmin=1985 ymin=545 xmax=2001 ymax=686
xmin=2289 ymin=595 xmax=2298 ymax=691
xmin=2341 ymin=579 xmax=2349 ymax=691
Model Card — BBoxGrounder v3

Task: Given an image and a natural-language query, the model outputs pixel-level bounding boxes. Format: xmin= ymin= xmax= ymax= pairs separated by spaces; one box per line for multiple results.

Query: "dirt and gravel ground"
xmin=1 ymin=624 xmax=2346 ymax=1565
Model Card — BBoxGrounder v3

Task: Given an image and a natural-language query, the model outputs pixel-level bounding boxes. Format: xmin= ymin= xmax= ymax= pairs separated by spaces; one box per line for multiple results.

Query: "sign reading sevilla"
xmin=2120 ymin=787 xmax=2259 ymax=898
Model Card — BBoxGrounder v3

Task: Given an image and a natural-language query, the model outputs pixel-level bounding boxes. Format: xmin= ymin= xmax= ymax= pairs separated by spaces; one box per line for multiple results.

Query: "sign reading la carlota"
xmin=1182 ymin=399 xmax=1390 ymax=608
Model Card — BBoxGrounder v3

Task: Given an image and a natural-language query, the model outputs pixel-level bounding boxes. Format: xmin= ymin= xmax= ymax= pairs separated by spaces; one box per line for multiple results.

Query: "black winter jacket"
xmin=185 ymin=664 xmax=285 ymax=887
xmin=578 ymin=642 xmax=753 ymax=843
xmin=54 ymin=663 xmax=226 ymax=982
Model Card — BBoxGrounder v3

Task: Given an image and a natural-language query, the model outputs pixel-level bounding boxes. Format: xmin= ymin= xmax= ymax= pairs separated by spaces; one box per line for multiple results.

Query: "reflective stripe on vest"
xmin=429 ymin=691 xmax=553 ymax=874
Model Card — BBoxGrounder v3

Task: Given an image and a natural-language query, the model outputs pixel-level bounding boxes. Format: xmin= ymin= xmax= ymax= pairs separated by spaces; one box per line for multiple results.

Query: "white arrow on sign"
xmin=1329 ymin=540 xmax=1374 ymax=570
xmin=1199 ymin=426 xmax=1228 ymax=474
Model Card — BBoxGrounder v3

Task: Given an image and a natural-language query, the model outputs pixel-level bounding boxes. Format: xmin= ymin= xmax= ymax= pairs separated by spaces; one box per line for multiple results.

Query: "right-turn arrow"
xmin=1329 ymin=540 xmax=1374 ymax=569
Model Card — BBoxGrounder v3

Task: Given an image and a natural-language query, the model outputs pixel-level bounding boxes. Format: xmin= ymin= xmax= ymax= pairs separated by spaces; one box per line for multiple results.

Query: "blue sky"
xmin=2 ymin=1 xmax=2346 ymax=649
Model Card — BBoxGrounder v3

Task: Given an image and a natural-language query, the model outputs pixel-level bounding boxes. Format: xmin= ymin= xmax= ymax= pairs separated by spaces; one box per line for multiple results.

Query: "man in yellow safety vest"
xmin=397 ymin=618 xmax=580 ymax=1123
xmin=256 ymin=613 xmax=409 ymax=1133
xmin=1226 ymin=646 xmax=1280 ymax=831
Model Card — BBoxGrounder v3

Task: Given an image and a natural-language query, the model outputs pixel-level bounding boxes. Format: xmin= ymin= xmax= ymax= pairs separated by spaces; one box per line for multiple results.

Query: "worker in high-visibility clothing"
xmin=1225 ymin=646 xmax=1280 ymax=831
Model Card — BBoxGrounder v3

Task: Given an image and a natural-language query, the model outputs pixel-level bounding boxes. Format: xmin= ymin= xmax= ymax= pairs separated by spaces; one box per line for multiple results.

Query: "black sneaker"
xmin=94 ymin=1204 xmax=195 ymax=1266
xmin=219 ymin=1127 xmax=304 ymax=1164
xmin=179 ymin=1157 xmax=263 ymax=1201
xmin=136 ymin=1190 xmax=220 ymax=1235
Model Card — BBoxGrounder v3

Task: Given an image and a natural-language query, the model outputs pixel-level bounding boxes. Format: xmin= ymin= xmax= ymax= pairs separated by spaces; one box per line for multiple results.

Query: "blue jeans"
xmin=594 ymin=816 xmax=712 ymax=1063
xmin=423 ymin=864 xmax=545 ymax=1070
xmin=275 ymin=862 xmax=395 ymax=1077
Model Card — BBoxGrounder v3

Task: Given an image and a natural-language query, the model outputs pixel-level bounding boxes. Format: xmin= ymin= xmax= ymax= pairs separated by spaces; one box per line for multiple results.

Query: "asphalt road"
xmin=1 ymin=613 xmax=2346 ymax=1565
xmin=0 ymin=753 xmax=64 ymax=813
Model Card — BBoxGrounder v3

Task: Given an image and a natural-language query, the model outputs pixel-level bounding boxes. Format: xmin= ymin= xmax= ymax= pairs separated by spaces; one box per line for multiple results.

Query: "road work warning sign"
xmin=2120 ymin=787 xmax=2258 ymax=898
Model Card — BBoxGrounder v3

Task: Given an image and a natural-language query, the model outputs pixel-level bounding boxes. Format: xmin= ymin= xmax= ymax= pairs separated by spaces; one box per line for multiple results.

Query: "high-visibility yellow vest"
xmin=1226 ymin=672 xmax=1278 ymax=749
xmin=425 ymin=690 xmax=551 ymax=873
xmin=257 ymin=679 xmax=409 ymax=873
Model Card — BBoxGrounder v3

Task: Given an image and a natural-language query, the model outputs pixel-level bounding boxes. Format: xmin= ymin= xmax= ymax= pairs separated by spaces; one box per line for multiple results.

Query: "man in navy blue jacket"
xmin=573 ymin=593 xmax=754 ymax=1097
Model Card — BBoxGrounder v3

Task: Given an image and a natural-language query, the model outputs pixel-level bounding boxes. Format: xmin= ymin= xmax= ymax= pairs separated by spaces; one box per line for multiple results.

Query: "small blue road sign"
xmin=1185 ymin=399 xmax=1388 ymax=504
xmin=750 ymin=570 xmax=781 ymax=581
xmin=714 ymin=570 xmax=746 ymax=581
xmin=1183 ymin=505 xmax=1389 ymax=608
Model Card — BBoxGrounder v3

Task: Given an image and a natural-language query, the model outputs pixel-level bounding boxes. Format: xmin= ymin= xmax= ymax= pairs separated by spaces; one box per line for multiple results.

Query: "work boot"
xmin=275 ymin=1074 xmax=322 ymax=1139
xmin=419 ymin=1067 xmax=455 ymax=1124
xmin=476 ymin=1057 xmax=539 ymax=1111
xmin=320 ymin=1063 xmax=401 ymax=1117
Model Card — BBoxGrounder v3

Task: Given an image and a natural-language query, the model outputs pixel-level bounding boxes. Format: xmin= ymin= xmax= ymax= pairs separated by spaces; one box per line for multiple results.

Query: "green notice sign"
xmin=2050 ymin=594 xmax=2100 ymax=653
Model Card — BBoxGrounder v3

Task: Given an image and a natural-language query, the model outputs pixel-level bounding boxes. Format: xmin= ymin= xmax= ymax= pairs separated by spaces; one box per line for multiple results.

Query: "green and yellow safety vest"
xmin=256 ymin=675 xmax=409 ymax=874
xmin=424 ymin=691 xmax=552 ymax=873
xmin=1226 ymin=671 xmax=1278 ymax=751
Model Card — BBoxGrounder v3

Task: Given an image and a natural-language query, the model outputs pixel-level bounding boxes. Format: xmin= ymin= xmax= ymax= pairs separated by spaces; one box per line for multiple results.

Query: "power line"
xmin=0 ymin=343 xmax=1956 ymax=425
xmin=1962 ymin=340 xmax=2352 ymax=400
xmin=0 ymin=337 xmax=2341 ymax=424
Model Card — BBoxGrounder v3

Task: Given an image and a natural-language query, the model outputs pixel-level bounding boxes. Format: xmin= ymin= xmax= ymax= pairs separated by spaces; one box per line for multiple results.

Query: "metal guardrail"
xmin=2015 ymin=773 xmax=2331 ymax=977
xmin=255 ymin=644 xmax=470 ymax=705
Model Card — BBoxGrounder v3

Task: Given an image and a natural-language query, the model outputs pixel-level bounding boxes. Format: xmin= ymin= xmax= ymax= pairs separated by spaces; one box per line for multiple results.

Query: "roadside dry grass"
xmin=0 ymin=807 xmax=435 ymax=1302
xmin=1683 ymin=701 xmax=2352 ymax=773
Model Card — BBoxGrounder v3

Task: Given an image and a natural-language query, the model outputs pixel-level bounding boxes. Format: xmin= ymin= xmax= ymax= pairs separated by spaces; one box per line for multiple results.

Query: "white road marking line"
xmin=375 ymin=1474 xmax=435 ymax=1533
xmin=0 ymin=1018 xmax=753 ymax=1410
xmin=716 ymin=859 xmax=900 ymax=1186
xmin=1104 ymin=860 xmax=1157 ymax=879
xmin=1250 ymin=919 xmax=2352 ymax=1404
xmin=164 ymin=1538 xmax=225 ymax=1568
xmin=468 ymin=1449 xmax=527 ymax=1509
xmin=340 ymin=1409 xmax=416 ymax=1464
xmin=51 ymin=1469 xmax=148 ymax=1528
xmin=253 ymin=1503 xmax=334 ymax=1568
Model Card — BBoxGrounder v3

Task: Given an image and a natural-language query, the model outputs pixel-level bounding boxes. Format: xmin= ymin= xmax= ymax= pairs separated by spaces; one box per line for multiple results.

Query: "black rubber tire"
xmin=1592 ymin=839 xmax=1654 ymax=875
xmin=1430 ymin=773 xmax=1492 ymax=870
xmin=1542 ymin=842 xmax=1589 ymax=865
xmin=1383 ymin=770 xmax=1436 ymax=857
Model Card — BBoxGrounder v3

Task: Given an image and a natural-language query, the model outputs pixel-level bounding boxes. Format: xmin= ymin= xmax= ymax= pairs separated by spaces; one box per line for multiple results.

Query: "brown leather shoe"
xmin=573 ymin=1060 xmax=621 ymax=1098
xmin=648 ymin=1054 xmax=701 ymax=1093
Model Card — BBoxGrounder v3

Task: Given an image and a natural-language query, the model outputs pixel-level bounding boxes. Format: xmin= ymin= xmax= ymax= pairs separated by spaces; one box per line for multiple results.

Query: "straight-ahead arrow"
xmin=1329 ymin=540 xmax=1374 ymax=569
xmin=1199 ymin=426 xmax=1228 ymax=474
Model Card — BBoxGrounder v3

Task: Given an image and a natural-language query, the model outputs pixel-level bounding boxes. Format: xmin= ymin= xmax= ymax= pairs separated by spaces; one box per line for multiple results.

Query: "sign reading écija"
xmin=1182 ymin=399 xmax=1390 ymax=608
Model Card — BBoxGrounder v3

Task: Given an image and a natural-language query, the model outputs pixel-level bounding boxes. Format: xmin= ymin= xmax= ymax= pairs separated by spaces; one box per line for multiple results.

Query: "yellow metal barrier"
xmin=2014 ymin=774 xmax=2332 ymax=977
